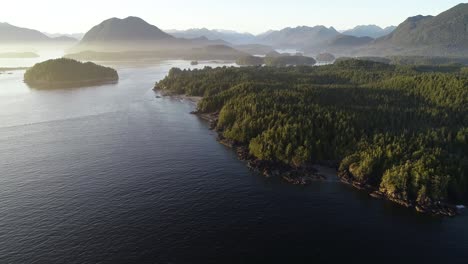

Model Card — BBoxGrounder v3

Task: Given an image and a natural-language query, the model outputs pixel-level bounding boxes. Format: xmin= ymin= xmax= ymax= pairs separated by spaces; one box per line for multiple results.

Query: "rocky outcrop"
xmin=246 ymin=159 xmax=326 ymax=185
xmin=338 ymin=169 xmax=458 ymax=217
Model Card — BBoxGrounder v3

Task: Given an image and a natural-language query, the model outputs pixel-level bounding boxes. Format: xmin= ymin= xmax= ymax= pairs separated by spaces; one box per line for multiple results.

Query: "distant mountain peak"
xmin=259 ymin=25 xmax=340 ymax=50
xmin=80 ymin=16 xmax=174 ymax=44
xmin=167 ymin=28 xmax=256 ymax=45
xmin=343 ymin=24 xmax=396 ymax=38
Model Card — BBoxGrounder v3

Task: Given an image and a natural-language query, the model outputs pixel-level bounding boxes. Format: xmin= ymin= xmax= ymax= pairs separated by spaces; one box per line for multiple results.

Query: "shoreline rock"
xmin=338 ymin=169 xmax=459 ymax=217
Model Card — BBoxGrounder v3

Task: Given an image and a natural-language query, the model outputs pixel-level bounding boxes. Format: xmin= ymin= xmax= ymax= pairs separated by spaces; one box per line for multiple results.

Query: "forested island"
xmin=155 ymin=60 xmax=468 ymax=216
xmin=24 ymin=58 xmax=118 ymax=88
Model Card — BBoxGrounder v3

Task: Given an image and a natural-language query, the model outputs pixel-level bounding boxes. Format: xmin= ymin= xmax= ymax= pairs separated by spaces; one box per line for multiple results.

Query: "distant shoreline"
xmin=158 ymin=90 xmax=202 ymax=104
xmin=24 ymin=78 xmax=118 ymax=89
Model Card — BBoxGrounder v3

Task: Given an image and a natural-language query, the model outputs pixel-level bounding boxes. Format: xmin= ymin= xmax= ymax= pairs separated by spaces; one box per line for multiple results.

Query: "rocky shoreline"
xmin=163 ymin=96 xmax=463 ymax=217
xmin=338 ymin=170 xmax=460 ymax=217
xmin=194 ymin=111 xmax=327 ymax=185
xmin=193 ymin=110 xmax=463 ymax=217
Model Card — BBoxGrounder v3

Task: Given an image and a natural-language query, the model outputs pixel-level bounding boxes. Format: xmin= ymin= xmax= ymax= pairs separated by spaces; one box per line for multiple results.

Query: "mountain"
xmin=258 ymin=26 xmax=340 ymax=50
xmin=167 ymin=28 xmax=256 ymax=44
xmin=343 ymin=25 xmax=396 ymax=38
xmin=70 ymin=17 xmax=250 ymax=60
xmin=0 ymin=22 xmax=51 ymax=42
xmin=329 ymin=35 xmax=374 ymax=46
xmin=259 ymin=26 xmax=376 ymax=55
xmin=233 ymin=44 xmax=275 ymax=55
xmin=183 ymin=36 xmax=229 ymax=46
xmin=51 ymin=36 xmax=78 ymax=42
xmin=76 ymin=17 xmax=228 ymax=52
xmin=371 ymin=4 xmax=468 ymax=56
xmin=298 ymin=34 xmax=374 ymax=56
xmin=80 ymin=16 xmax=174 ymax=44
xmin=44 ymin=32 xmax=84 ymax=40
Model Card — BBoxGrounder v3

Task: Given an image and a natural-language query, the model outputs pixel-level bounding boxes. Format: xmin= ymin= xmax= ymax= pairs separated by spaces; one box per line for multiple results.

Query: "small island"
xmin=24 ymin=58 xmax=119 ymax=88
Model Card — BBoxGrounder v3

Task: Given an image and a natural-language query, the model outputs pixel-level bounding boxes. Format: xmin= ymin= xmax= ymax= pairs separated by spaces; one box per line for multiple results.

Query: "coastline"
xmin=338 ymin=170 xmax=459 ymax=217
xmin=157 ymin=90 xmax=202 ymax=104
xmin=193 ymin=111 xmax=340 ymax=183
xmin=24 ymin=77 xmax=119 ymax=89
xmin=158 ymin=91 xmax=462 ymax=217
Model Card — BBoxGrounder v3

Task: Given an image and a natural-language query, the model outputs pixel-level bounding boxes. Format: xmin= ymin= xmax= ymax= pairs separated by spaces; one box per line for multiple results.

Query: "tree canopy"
xmin=156 ymin=59 xmax=468 ymax=205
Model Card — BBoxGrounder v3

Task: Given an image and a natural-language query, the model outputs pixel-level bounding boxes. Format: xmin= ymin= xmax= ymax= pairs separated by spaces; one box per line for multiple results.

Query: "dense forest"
xmin=155 ymin=59 xmax=468 ymax=213
xmin=24 ymin=58 xmax=118 ymax=88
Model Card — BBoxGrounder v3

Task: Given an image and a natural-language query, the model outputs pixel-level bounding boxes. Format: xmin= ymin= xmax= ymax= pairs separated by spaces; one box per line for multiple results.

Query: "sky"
xmin=0 ymin=0 xmax=463 ymax=34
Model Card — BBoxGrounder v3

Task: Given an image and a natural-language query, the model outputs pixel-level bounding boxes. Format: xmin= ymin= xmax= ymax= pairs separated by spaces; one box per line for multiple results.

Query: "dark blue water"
xmin=0 ymin=61 xmax=467 ymax=264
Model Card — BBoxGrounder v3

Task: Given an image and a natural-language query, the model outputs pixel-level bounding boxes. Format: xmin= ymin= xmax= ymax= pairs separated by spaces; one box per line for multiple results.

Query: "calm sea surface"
xmin=0 ymin=58 xmax=467 ymax=264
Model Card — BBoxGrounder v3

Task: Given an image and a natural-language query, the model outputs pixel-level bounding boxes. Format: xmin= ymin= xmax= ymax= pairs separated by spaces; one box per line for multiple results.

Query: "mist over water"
xmin=0 ymin=46 xmax=66 ymax=67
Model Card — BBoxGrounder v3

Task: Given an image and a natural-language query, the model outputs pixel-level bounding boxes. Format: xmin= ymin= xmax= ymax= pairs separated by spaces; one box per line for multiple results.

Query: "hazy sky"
xmin=0 ymin=0 xmax=463 ymax=34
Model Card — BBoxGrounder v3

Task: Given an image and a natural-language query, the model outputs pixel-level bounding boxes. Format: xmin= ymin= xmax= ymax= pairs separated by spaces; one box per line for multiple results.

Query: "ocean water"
xmin=0 ymin=60 xmax=467 ymax=264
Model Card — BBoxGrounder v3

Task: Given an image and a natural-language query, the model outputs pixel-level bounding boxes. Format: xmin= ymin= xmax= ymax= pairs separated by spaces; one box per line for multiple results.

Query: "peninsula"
xmin=155 ymin=60 xmax=468 ymax=216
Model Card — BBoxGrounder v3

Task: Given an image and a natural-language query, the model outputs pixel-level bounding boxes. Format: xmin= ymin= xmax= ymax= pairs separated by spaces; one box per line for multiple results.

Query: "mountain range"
xmin=2 ymin=3 xmax=467 ymax=58
xmin=166 ymin=28 xmax=256 ymax=44
xmin=44 ymin=32 xmax=84 ymax=40
xmin=165 ymin=25 xmax=396 ymax=55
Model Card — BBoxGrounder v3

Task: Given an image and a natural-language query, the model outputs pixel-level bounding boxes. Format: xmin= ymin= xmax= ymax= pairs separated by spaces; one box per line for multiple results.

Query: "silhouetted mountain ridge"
xmin=81 ymin=16 xmax=174 ymax=43
xmin=167 ymin=28 xmax=256 ymax=44
xmin=343 ymin=25 xmax=396 ymax=38
xmin=258 ymin=26 xmax=340 ymax=50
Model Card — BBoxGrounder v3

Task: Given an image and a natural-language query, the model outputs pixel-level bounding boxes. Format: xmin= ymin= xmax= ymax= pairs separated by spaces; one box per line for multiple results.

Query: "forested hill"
xmin=155 ymin=60 xmax=468 ymax=212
